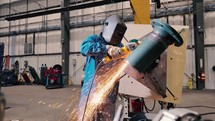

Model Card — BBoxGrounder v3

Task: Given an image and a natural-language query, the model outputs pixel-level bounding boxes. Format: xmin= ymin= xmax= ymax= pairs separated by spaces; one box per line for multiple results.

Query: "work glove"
xmin=106 ymin=45 xmax=123 ymax=59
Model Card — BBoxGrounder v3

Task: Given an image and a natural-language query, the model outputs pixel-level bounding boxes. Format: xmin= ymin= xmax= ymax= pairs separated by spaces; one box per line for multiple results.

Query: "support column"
xmin=130 ymin=0 xmax=150 ymax=24
xmin=0 ymin=43 xmax=4 ymax=90
xmin=193 ymin=0 xmax=205 ymax=90
xmin=61 ymin=0 xmax=70 ymax=84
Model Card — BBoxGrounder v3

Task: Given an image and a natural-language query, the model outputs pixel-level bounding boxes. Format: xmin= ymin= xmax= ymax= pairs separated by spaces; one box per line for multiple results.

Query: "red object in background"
xmin=44 ymin=67 xmax=62 ymax=83
xmin=4 ymin=55 xmax=10 ymax=70
xmin=198 ymin=71 xmax=205 ymax=82
xmin=131 ymin=98 xmax=144 ymax=112
xmin=21 ymin=72 xmax=31 ymax=83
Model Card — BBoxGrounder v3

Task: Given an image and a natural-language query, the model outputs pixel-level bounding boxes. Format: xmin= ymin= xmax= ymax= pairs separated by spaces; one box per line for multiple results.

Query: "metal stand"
xmin=0 ymin=43 xmax=5 ymax=121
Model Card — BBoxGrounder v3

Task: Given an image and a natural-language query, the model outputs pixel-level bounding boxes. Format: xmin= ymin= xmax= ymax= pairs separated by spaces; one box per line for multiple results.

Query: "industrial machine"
xmin=116 ymin=0 xmax=191 ymax=120
xmin=117 ymin=24 xmax=188 ymax=120
xmin=82 ymin=19 xmax=187 ymax=121
xmin=91 ymin=19 xmax=210 ymax=121
xmin=45 ymin=64 xmax=65 ymax=89
xmin=29 ymin=66 xmax=40 ymax=84
xmin=1 ymin=69 xmax=18 ymax=86
xmin=1 ymin=60 xmax=19 ymax=86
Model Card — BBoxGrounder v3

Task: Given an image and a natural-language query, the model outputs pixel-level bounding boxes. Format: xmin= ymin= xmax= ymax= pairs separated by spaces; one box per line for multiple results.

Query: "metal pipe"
xmin=126 ymin=20 xmax=183 ymax=73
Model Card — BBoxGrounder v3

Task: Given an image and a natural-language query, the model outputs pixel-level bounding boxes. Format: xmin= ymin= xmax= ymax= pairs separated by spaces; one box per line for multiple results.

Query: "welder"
xmin=78 ymin=15 xmax=127 ymax=121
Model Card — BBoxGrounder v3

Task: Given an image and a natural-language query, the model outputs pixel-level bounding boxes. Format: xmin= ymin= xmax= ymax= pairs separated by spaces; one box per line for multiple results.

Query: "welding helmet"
xmin=102 ymin=15 xmax=127 ymax=45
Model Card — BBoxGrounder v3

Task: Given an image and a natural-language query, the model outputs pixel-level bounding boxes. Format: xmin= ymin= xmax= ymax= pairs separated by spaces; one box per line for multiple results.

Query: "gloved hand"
xmin=106 ymin=45 xmax=123 ymax=59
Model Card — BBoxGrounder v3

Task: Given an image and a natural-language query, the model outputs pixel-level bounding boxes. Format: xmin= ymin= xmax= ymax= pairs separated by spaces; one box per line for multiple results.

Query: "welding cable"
xmin=176 ymin=105 xmax=215 ymax=110
xmin=143 ymin=99 xmax=156 ymax=113
xmin=181 ymin=113 xmax=201 ymax=120
xmin=200 ymin=112 xmax=215 ymax=116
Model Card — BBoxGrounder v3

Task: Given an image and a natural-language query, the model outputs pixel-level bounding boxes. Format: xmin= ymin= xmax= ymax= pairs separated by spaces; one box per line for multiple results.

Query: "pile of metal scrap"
xmin=1 ymin=61 xmax=40 ymax=86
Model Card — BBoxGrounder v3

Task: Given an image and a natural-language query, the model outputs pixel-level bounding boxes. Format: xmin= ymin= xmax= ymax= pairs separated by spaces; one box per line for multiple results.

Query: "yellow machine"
xmin=103 ymin=1 xmax=188 ymax=120
xmin=87 ymin=21 xmax=188 ymax=121
xmin=83 ymin=1 xmax=189 ymax=120
xmin=125 ymin=0 xmax=188 ymax=104
xmin=116 ymin=1 xmax=189 ymax=120
xmin=130 ymin=0 xmax=151 ymax=24
xmin=101 ymin=0 xmax=188 ymax=104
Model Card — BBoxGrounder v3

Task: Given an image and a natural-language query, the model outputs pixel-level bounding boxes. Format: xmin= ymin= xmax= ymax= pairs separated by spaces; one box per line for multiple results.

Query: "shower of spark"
xmin=82 ymin=60 xmax=128 ymax=121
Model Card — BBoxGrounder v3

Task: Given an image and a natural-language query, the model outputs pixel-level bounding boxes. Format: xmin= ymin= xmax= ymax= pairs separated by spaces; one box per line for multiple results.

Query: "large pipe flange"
xmin=151 ymin=19 xmax=183 ymax=47
xmin=126 ymin=20 xmax=183 ymax=73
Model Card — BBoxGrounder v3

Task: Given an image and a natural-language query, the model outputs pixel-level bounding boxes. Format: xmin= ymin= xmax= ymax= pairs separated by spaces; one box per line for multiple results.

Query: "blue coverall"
xmin=78 ymin=33 xmax=122 ymax=121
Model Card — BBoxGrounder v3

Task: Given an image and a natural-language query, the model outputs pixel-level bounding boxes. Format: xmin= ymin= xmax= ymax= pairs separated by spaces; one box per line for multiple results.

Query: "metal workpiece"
xmin=151 ymin=20 xmax=183 ymax=47
xmin=124 ymin=52 xmax=167 ymax=98
xmin=126 ymin=20 xmax=183 ymax=73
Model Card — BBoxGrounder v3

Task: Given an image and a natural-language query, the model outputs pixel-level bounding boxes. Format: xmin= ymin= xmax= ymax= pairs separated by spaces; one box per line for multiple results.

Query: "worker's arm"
xmin=80 ymin=35 xmax=108 ymax=56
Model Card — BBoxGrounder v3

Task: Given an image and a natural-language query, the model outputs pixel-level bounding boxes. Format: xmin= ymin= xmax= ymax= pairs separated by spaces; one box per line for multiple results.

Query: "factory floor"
xmin=1 ymin=85 xmax=215 ymax=121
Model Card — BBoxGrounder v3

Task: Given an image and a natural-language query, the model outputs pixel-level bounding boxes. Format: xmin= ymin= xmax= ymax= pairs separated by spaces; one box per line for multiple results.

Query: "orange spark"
xmin=82 ymin=60 xmax=128 ymax=121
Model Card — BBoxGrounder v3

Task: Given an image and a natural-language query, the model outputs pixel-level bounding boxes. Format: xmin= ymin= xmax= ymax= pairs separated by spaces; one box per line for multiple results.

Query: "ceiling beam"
xmin=5 ymin=0 xmax=129 ymax=21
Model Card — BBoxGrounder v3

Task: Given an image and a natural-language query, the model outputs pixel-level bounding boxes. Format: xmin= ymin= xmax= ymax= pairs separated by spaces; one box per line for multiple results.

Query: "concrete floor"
xmin=1 ymin=85 xmax=215 ymax=121
xmin=2 ymin=85 xmax=81 ymax=121
xmin=176 ymin=89 xmax=215 ymax=120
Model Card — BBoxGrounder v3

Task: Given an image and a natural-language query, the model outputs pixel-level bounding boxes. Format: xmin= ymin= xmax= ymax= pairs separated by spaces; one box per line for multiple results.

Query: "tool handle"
xmin=102 ymin=46 xmax=129 ymax=64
